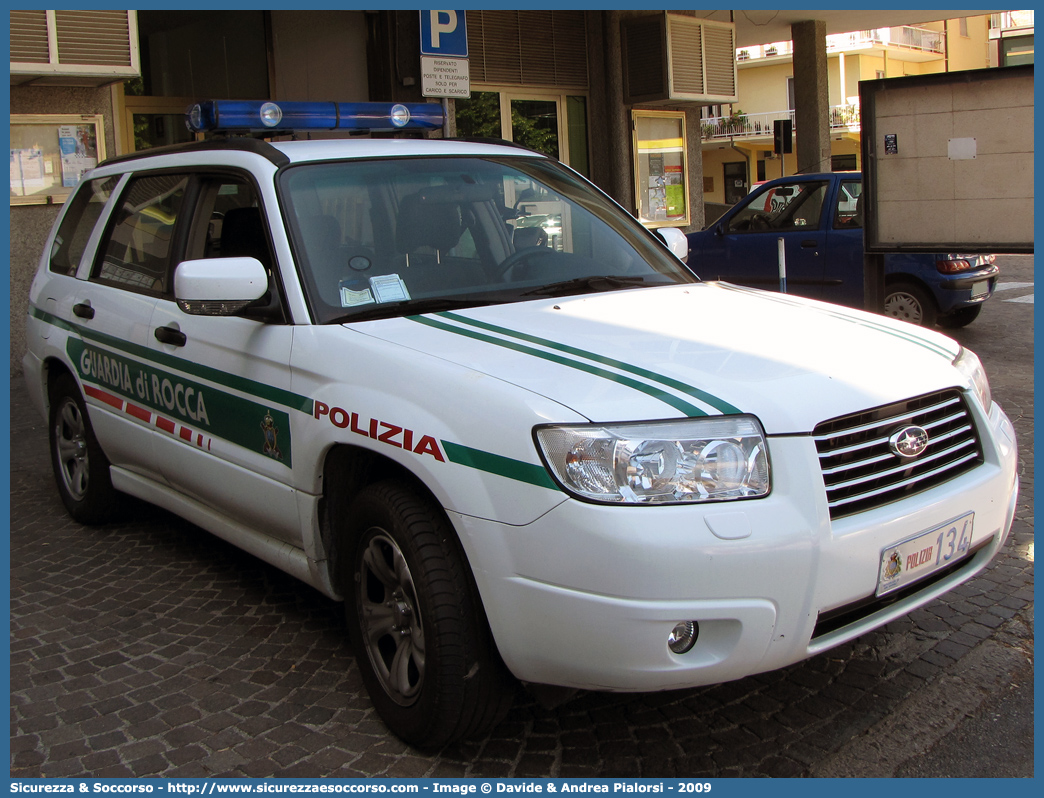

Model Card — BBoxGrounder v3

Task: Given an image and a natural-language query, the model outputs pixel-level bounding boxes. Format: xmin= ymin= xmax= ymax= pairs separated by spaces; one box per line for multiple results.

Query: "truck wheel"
xmin=343 ymin=480 xmax=515 ymax=749
xmin=48 ymin=373 xmax=118 ymax=524
xmin=937 ymin=304 xmax=983 ymax=329
xmin=884 ymin=283 xmax=937 ymax=327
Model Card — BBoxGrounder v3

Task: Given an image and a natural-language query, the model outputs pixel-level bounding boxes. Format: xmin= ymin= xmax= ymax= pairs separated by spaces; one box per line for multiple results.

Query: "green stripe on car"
xmin=713 ymin=284 xmax=959 ymax=360
xmin=436 ymin=311 xmax=741 ymax=415
xmin=31 ymin=305 xmax=313 ymax=413
xmin=410 ymin=315 xmax=723 ymax=419
xmin=441 ymin=441 xmax=559 ymax=491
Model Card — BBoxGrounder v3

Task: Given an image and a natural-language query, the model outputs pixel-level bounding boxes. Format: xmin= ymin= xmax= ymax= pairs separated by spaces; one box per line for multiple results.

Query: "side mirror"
xmin=174 ymin=257 xmax=268 ymax=316
xmin=656 ymin=227 xmax=689 ymax=263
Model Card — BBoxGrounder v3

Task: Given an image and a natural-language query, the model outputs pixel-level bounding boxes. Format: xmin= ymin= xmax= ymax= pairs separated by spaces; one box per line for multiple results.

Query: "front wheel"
xmin=48 ymin=372 xmax=118 ymax=524
xmin=343 ymin=481 xmax=515 ymax=749
xmin=883 ymin=282 xmax=937 ymax=327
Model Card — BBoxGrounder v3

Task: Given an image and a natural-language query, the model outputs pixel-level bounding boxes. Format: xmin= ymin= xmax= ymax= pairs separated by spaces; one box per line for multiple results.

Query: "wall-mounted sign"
xmin=421 ymin=56 xmax=471 ymax=99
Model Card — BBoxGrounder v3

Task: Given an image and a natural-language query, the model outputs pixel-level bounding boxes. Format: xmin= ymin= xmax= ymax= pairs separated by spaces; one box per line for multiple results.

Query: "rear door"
xmin=64 ymin=172 xmax=191 ymax=481
xmin=699 ymin=179 xmax=830 ymax=299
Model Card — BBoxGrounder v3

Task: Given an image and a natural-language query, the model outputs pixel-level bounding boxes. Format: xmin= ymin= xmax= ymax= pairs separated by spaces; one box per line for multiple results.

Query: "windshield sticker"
xmin=370 ymin=273 xmax=411 ymax=303
xmin=339 ymin=279 xmax=376 ymax=308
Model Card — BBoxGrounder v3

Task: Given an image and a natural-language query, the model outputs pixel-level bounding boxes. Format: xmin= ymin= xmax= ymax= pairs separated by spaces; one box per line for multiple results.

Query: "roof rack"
xmin=99 ymin=137 xmax=291 ymax=169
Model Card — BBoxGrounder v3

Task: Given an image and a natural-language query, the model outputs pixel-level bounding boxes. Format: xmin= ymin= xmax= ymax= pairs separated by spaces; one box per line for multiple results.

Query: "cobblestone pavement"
xmin=10 ymin=256 xmax=1033 ymax=778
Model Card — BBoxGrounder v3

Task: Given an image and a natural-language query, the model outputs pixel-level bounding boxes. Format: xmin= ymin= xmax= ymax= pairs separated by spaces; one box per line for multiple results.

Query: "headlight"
xmin=535 ymin=416 xmax=770 ymax=505
xmin=953 ymin=348 xmax=993 ymax=413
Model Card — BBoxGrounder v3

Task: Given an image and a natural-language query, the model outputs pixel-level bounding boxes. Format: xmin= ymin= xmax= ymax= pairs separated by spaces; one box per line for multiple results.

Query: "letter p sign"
xmin=420 ymin=9 xmax=468 ymax=57
xmin=430 ymin=11 xmax=456 ymax=48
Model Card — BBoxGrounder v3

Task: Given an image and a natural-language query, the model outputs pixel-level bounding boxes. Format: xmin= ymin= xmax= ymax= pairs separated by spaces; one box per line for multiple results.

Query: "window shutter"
xmin=668 ymin=15 xmax=705 ymax=96
xmin=10 ymin=10 xmax=50 ymax=64
xmin=468 ymin=11 xmax=588 ymax=88
xmin=623 ymin=14 xmax=738 ymax=105
xmin=11 ymin=10 xmax=140 ymax=86
xmin=54 ymin=10 xmax=134 ymax=67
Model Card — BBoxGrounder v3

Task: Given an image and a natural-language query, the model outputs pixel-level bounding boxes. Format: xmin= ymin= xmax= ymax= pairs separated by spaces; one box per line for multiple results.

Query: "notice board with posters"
xmin=10 ymin=114 xmax=106 ymax=206
xmin=632 ymin=110 xmax=690 ymax=228
xmin=859 ymin=65 xmax=1033 ymax=254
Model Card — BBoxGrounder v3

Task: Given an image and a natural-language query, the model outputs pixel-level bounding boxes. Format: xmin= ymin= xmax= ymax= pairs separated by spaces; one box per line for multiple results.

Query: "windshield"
xmin=279 ymin=155 xmax=696 ymax=323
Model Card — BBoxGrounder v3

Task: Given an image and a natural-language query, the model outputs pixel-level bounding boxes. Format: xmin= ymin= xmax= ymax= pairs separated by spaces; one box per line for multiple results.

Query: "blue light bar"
xmin=186 ymin=100 xmax=444 ymax=133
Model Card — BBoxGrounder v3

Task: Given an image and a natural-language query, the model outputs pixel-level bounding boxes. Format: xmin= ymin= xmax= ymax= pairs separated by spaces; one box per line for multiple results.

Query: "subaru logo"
xmin=889 ymin=425 xmax=929 ymax=459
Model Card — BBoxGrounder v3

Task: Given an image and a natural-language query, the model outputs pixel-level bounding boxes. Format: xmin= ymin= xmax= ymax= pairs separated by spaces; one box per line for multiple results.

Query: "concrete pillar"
xmin=791 ymin=19 xmax=832 ymax=174
xmin=604 ymin=11 xmax=634 ymax=209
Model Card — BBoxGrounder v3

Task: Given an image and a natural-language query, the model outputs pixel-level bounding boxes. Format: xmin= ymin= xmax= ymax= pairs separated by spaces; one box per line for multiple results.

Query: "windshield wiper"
xmin=520 ymin=275 xmax=656 ymax=297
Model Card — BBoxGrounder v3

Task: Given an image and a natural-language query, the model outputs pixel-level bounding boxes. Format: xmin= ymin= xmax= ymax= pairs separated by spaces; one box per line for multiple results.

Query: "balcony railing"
xmin=701 ymin=105 xmax=861 ymax=141
xmin=735 ymin=25 xmax=945 ymax=62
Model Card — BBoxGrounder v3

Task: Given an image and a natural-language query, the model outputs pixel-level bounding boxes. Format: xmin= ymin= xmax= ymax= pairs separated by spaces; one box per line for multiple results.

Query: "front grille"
xmin=814 ymin=389 xmax=983 ymax=519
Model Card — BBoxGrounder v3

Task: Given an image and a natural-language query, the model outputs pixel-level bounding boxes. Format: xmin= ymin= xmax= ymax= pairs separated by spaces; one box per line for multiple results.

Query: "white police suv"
xmin=24 ymin=100 xmax=1018 ymax=749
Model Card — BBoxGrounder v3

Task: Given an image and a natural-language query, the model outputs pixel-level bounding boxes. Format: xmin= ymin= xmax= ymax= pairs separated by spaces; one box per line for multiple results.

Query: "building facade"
xmin=699 ymin=14 xmax=1001 ymax=205
xmin=8 ymin=9 xmax=1024 ymax=373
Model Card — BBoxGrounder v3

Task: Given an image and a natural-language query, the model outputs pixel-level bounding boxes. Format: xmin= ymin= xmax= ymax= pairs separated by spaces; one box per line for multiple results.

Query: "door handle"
xmin=800 ymin=240 xmax=819 ymax=248
xmin=72 ymin=302 xmax=95 ymax=320
xmin=154 ymin=326 xmax=187 ymax=347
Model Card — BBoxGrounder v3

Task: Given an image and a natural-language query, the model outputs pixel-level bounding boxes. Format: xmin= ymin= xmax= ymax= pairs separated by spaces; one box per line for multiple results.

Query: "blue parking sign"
xmin=420 ymin=10 xmax=468 ymax=57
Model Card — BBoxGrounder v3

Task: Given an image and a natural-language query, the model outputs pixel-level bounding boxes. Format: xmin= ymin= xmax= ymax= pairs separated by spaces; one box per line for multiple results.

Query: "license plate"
xmin=877 ymin=512 xmax=975 ymax=596
xmin=971 ymin=281 xmax=989 ymax=298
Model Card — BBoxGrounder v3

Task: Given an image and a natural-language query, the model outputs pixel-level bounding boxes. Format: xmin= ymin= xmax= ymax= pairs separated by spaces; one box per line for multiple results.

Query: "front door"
xmin=710 ymin=179 xmax=830 ymax=299
xmin=147 ymin=173 xmax=301 ymax=545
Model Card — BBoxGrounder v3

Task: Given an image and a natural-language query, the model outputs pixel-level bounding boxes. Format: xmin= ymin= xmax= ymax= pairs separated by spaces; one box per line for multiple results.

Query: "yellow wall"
xmin=733 ymin=62 xmax=793 ymax=116
xmin=946 ymin=16 xmax=991 ymax=71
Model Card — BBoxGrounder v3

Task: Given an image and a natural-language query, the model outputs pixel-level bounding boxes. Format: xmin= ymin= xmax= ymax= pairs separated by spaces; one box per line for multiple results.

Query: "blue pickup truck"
xmin=686 ymin=172 xmax=998 ymax=327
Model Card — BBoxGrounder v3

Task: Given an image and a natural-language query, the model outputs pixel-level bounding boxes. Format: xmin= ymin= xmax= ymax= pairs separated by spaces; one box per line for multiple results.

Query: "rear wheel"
xmin=342 ymin=480 xmax=515 ymax=749
xmin=884 ymin=282 xmax=937 ymax=327
xmin=937 ymin=304 xmax=983 ymax=328
xmin=48 ymin=373 xmax=118 ymax=524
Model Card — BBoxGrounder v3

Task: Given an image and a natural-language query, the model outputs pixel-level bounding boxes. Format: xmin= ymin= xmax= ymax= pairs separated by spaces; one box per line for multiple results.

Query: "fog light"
xmin=668 ymin=621 xmax=698 ymax=654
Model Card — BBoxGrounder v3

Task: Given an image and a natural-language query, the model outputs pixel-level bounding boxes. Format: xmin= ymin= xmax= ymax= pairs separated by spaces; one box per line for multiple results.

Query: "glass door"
xmin=506 ymin=96 xmax=560 ymax=159
xmin=454 ymin=90 xmax=588 ymax=175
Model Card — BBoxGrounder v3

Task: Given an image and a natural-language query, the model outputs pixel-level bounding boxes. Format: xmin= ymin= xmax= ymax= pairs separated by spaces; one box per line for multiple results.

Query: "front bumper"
xmin=453 ymin=400 xmax=1018 ymax=692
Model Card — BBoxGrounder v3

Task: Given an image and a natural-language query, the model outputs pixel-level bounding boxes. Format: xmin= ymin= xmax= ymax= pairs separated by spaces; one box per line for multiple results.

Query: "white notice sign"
xmin=421 ymin=56 xmax=471 ymax=98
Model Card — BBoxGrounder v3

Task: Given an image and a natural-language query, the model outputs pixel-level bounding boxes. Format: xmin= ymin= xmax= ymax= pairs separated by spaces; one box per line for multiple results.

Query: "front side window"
xmin=94 ymin=174 xmax=188 ymax=294
xmin=279 ymin=156 xmax=695 ymax=324
xmin=727 ymin=181 xmax=829 ymax=233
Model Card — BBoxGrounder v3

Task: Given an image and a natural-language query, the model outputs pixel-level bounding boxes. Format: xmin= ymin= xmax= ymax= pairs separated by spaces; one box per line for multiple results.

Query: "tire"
xmin=883 ymin=282 xmax=937 ymax=327
xmin=48 ymin=372 xmax=118 ymax=524
xmin=937 ymin=304 xmax=983 ymax=329
xmin=342 ymin=480 xmax=515 ymax=749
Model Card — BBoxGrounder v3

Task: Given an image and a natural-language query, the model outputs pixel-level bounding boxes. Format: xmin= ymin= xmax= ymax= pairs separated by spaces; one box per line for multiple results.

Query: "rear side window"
xmin=833 ymin=180 xmax=863 ymax=229
xmin=93 ymin=174 xmax=188 ymax=294
xmin=48 ymin=176 xmax=120 ymax=276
